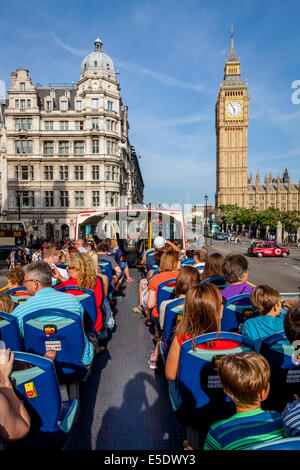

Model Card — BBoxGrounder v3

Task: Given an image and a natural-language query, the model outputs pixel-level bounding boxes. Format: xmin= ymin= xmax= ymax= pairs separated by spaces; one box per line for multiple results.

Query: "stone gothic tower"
xmin=215 ymin=27 xmax=249 ymax=207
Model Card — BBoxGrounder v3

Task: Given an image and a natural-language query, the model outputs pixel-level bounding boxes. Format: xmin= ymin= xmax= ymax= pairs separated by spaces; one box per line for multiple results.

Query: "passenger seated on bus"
xmin=12 ymin=261 xmax=94 ymax=366
xmin=6 ymin=267 xmax=29 ymax=297
xmin=54 ymin=253 xmax=104 ymax=339
xmin=0 ymin=293 xmax=15 ymax=314
xmin=0 ymin=348 xmax=31 ymax=447
xmin=148 ymin=266 xmax=201 ymax=369
xmin=221 ymin=254 xmax=256 ymax=299
xmin=164 ymin=284 xmax=240 ymax=379
xmin=107 ymin=244 xmax=135 ymax=287
xmin=42 ymin=243 xmax=68 ymax=283
xmin=97 ymin=240 xmax=122 ymax=288
xmin=242 ymin=285 xmax=286 ymax=351
xmin=281 ymin=303 xmax=300 ymax=437
xmin=203 ymin=352 xmax=285 ymax=450
xmin=145 ymin=237 xmax=181 ymax=271
xmin=200 ymin=253 xmax=225 ymax=281
xmin=193 ymin=247 xmax=208 ymax=271
xmin=74 ymin=238 xmax=87 ymax=253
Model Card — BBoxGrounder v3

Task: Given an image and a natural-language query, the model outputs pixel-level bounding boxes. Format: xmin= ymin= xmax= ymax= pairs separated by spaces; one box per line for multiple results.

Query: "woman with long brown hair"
xmin=165 ymin=283 xmax=240 ymax=381
xmin=200 ymin=253 xmax=225 ymax=281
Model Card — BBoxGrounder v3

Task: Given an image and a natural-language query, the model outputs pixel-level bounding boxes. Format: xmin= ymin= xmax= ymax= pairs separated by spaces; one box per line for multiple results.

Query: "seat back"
xmin=157 ymin=278 xmax=177 ymax=314
xmin=5 ymin=286 xmax=29 ymax=295
xmin=201 ymin=276 xmax=228 ymax=291
xmin=54 ymin=285 xmax=98 ymax=334
xmin=222 ymin=294 xmax=258 ymax=333
xmin=22 ymin=308 xmax=88 ymax=382
xmin=259 ymin=331 xmax=300 ymax=411
xmin=181 ymin=258 xmax=195 ymax=266
xmin=161 ymin=298 xmax=184 ymax=360
xmin=176 ymin=332 xmax=254 ymax=426
xmin=98 ymin=257 xmax=113 ymax=286
xmin=249 ymin=437 xmax=300 ymax=450
xmin=10 ymin=352 xmax=78 ymax=447
xmin=0 ymin=311 xmax=23 ymax=350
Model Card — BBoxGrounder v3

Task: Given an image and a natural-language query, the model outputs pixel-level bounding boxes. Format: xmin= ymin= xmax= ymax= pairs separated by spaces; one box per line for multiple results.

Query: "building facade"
xmin=215 ymin=28 xmax=300 ymax=211
xmin=0 ymin=38 xmax=144 ymax=240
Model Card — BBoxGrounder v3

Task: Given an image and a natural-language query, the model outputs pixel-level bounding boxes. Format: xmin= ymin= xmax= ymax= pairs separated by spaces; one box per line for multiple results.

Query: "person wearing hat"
xmin=145 ymin=236 xmax=180 ymax=271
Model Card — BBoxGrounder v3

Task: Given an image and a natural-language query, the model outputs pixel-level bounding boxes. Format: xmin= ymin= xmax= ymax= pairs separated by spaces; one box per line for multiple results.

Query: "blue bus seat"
xmin=181 ymin=258 xmax=195 ymax=266
xmin=9 ymin=351 xmax=78 ymax=448
xmin=221 ymin=293 xmax=258 ymax=333
xmin=157 ymin=278 xmax=177 ymax=315
xmin=54 ymin=285 xmax=98 ymax=335
xmin=10 ymin=294 xmax=30 ymax=309
xmin=201 ymin=276 xmax=228 ymax=291
xmin=5 ymin=286 xmax=29 ymax=295
xmin=22 ymin=308 xmax=91 ymax=384
xmin=160 ymin=298 xmax=184 ymax=362
xmin=149 ymin=262 xmax=159 ymax=271
xmin=0 ymin=311 xmax=23 ymax=351
xmin=98 ymin=257 xmax=113 ymax=287
xmin=171 ymin=332 xmax=254 ymax=428
xmin=259 ymin=331 xmax=300 ymax=412
xmin=249 ymin=437 xmax=300 ymax=450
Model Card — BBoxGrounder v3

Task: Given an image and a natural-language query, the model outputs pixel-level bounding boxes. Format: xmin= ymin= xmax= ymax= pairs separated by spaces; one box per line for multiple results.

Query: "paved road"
xmin=207 ymin=240 xmax=300 ymax=296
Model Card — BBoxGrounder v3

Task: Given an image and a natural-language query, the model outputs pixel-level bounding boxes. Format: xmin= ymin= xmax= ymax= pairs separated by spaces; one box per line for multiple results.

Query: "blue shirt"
xmin=12 ymin=287 xmax=94 ymax=365
xmin=204 ymin=408 xmax=284 ymax=450
xmin=242 ymin=311 xmax=286 ymax=352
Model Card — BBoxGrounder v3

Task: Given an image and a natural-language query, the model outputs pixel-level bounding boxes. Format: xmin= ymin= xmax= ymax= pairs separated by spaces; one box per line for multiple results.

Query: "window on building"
xmin=281 ymin=204 xmax=286 ymax=211
xmin=18 ymin=191 xmax=34 ymax=208
xmin=74 ymin=141 xmax=84 ymax=155
xmin=92 ymin=191 xmax=100 ymax=207
xmin=74 ymin=165 xmax=84 ymax=180
xmin=45 ymin=191 xmax=54 ymax=208
xmin=20 ymin=100 xmax=26 ymax=109
xmin=270 ymin=195 xmax=275 ymax=200
xmin=107 ymin=100 xmax=113 ymax=111
xmin=105 ymin=191 xmax=116 ymax=207
xmin=27 ymin=99 xmax=31 ymax=108
xmin=106 ymin=141 xmax=115 ymax=155
xmin=45 ymin=121 xmax=54 ymax=131
xmin=59 ymin=165 xmax=69 ymax=180
xmin=16 ymin=140 xmax=32 ymax=154
xmin=59 ymin=141 xmax=69 ymax=155
xmin=293 ymin=194 xmax=297 ymax=200
xmin=44 ymin=166 xmax=53 ymax=180
xmin=249 ymin=195 xmax=253 ymax=201
xmin=21 ymin=166 xmax=28 ymax=180
xmin=60 ymin=121 xmax=69 ymax=130
xmin=60 ymin=101 xmax=67 ymax=111
xmin=259 ymin=195 xmax=264 ymax=201
xmin=92 ymin=118 xmax=99 ymax=129
xmin=91 ymin=98 xmax=99 ymax=109
xmin=92 ymin=139 xmax=99 ymax=153
xmin=60 ymin=191 xmax=69 ymax=207
xmin=20 ymin=82 xmax=25 ymax=91
xmin=92 ymin=165 xmax=100 ymax=180
xmin=292 ymin=204 xmax=297 ymax=210
xmin=15 ymin=99 xmax=19 ymax=109
xmin=112 ymin=167 xmax=116 ymax=181
xmin=46 ymin=101 xmax=53 ymax=111
xmin=27 ymin=140 xmax=32 ymax=154
xmin=259 ymin=204 xmax=264 ymax=211
xmin=281 ymin=195 xmax=286 ymax=200
xmin=15 ymin=166 xmax=19 ymax=180
xmin=75 ymin=101 xmax=82 ymax=111
xmin=75 ymin=120 xmax=84 ymax=130
xmin=75 ymin=191 xmax=84 ymax=207
xmin=105 ymin=165 xmax=111 ymax=180
xmin=44 ymin=141 xmax=54 ymax=155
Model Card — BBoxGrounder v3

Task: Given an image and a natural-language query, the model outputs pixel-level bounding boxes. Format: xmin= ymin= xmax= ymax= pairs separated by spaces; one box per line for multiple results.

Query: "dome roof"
xmin=80 ymin=38 xmax=115 ymax=74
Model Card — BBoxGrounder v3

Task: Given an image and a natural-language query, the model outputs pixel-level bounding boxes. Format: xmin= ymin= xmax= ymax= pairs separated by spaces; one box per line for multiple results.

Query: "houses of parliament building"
xmin=215 ymin=29 xmax=299 ymax=212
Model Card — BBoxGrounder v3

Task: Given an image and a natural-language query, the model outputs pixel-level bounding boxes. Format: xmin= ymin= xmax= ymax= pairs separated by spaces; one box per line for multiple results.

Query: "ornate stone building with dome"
xmin=215 ymin=28 xmax=300 ymax=212
xmin=0 ymin=38 xmax=144 ymax=240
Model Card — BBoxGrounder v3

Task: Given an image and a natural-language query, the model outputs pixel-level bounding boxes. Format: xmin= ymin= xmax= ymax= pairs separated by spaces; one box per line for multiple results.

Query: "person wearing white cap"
xmin=145 ymin=237 xmax=180 ymax=271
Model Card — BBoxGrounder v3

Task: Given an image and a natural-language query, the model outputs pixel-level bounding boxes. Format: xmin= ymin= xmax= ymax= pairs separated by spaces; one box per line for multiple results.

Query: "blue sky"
xmin=1 ymin=0 xmax=300 ymax=207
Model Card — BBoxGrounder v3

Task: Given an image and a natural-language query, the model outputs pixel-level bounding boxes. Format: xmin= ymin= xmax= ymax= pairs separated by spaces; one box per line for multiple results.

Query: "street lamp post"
xmin=204 ymin=194 xmax=208 ymax=243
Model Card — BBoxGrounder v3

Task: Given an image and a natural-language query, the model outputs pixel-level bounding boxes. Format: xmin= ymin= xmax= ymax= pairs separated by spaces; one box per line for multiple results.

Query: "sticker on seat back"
xmin=24 ymin=382 xmax=37 ymax=399
xmin=45 ymin=340 xmax=61 ymax=351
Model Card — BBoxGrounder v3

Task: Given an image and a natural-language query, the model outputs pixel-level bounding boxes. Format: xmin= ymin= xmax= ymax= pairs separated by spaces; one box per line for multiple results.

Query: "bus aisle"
xmin=63 ymin=268 xmax=185 ymax=450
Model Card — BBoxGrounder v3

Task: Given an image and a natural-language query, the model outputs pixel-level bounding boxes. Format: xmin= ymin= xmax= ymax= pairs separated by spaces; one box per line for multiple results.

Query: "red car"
xmin=248 ymin=241 xmax=289 ymax=258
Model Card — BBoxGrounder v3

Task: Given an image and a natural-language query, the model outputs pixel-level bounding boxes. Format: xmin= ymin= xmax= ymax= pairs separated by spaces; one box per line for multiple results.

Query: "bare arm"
xmin=165 ymin=336 xmax=180 ymax=381
xmin=0 ymin=349 xmax=30 ymax=441
xmin=147 ymin=289 xmax=157 ymax=310
xmin=99 ymin=273 xmax=109 ymax=298
xmin=165 ymin=240 xmax=181 ymax=253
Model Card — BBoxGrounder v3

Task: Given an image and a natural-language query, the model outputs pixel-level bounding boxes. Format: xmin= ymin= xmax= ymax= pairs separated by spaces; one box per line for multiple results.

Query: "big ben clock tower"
xmin=215 ymin=27 xmax=249 ymax=208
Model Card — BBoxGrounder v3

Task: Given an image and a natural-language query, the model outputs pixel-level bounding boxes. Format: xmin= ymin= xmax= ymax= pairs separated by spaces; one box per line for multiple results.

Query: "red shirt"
xmin=177 ymin=333 xmax=241 ymax=350
xmin=148 ymin=270 xmax=179 ymax=318
xmin=55 ymin=277 xmax=103 ymax=332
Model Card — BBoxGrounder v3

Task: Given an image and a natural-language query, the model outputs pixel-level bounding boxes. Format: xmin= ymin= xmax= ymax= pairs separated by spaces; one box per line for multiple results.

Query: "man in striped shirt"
xmin=12 ymin=261 xmax=94 ymax=366
xmin=204 ymin=351 xmax=285 ymax=450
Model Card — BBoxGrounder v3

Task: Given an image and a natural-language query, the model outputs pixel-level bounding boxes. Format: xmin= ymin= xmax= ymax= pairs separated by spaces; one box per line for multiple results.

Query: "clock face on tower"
xmin=225 ymin=101 xmax=242 ymax=118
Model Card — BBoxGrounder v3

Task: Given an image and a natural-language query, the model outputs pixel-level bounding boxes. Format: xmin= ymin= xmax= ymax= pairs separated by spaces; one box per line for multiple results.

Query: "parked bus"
xmin=74 ymin=208 xmax=187 ymax=251
xmin=0 ymin=220 xmax=27 ymax=246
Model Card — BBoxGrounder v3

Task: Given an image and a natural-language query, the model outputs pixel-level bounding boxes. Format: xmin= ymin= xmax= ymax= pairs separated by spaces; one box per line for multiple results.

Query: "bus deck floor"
xmin=63 ymin=268 xmax=185 ymax=450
